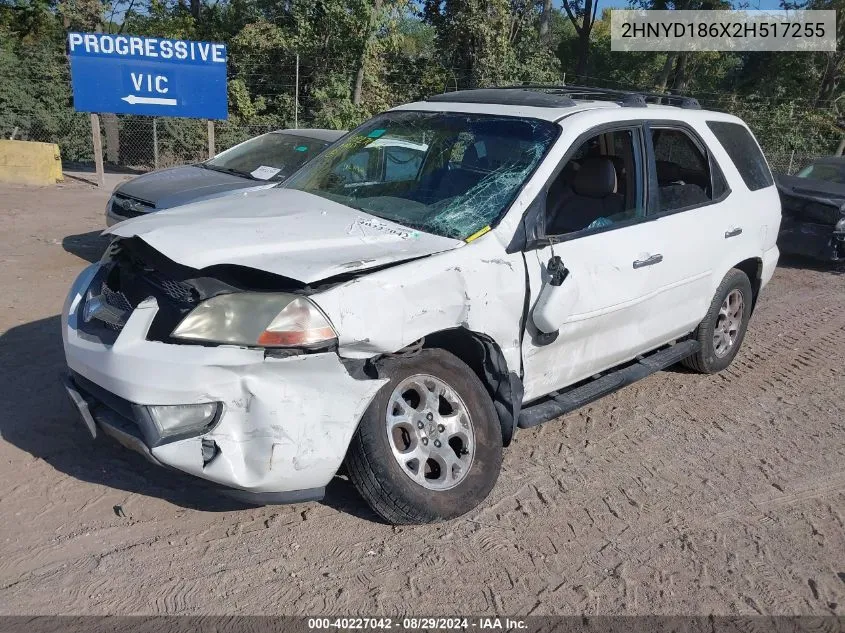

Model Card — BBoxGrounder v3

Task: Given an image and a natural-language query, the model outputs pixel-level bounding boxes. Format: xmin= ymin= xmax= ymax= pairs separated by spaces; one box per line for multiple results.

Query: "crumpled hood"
xmin=776 ymin=174 xmax=845 ymax=226
xmin=116 ymin=165 xmax=263 ymax=209
xmin=776 ymin=173 xmax=845 ymax=204
xmin=106 ymin=188 xmax=464 ymax=284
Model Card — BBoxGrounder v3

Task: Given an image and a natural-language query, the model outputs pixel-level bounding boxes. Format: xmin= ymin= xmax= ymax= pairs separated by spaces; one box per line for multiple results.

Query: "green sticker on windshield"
xmin=295 ymin=145 xmax=308 ymax=152
xmin=367 ymin=129 xmax=386 ymax=139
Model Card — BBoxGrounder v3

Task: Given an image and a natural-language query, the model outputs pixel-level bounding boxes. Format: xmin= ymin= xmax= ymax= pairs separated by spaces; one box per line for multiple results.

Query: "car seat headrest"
xmin=572 ymin=157 xmax=617 ymax=198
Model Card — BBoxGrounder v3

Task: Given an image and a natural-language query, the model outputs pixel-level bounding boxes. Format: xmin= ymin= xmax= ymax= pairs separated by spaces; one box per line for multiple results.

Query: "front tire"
xmin=346 ymin=349 xmax=502 ymax=524
xmin=682 ymin=268 xmax=753 ymax=374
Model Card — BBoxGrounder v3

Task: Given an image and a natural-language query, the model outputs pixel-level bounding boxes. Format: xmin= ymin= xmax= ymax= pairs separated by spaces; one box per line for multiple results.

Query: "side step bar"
xmin=517 ymin=340 xmax=700 ymax=429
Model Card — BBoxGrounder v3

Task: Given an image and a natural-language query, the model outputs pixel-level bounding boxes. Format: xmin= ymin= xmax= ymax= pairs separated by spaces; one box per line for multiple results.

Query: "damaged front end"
xmin=777 ymin=183 xmax=845 ymax=262
xmin=62 ymin=238 xmax=387 ymax=501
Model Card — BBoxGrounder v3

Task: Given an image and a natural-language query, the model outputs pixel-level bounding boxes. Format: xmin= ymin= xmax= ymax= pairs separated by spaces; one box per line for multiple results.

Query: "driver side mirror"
xmin=531 ymin=255 xmax=579 ymax=344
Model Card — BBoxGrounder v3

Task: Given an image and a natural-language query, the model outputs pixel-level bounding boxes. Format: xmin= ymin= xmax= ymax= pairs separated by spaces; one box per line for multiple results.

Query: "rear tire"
xmin=346 ymin=349 xmax=502 ymax=524
xmin=682 ymin=268 xmax=753 ymax=374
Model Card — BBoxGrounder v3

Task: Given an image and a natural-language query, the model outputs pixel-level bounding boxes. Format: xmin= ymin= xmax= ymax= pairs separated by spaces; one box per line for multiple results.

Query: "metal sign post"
xmin=207 ymin=120 xmax=215 ymax=159
xmin=67 ymin=32 xmax=229 ymax=185
xmin=152 ymin=117 xmax=159 ymax=170
xmin=90 ymin=113 xmax=105 ymax=188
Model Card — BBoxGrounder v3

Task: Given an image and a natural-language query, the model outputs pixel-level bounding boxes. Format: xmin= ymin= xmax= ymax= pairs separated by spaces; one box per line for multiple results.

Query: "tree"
xmin=539 ymin=0 xmax=552 ymax=43
xmin=57 ymin=0 xmax=104 ymax=30
xmin=422 ymin=0 xmax=558 ymax=88
xmin=1 ymin=0 xmax=840 ymax=168
xmin=353 ymin=0 xmax=384 ymax=106
xmin=637 ymin=0 xmax=731 ymax=92
xmin=559 ymin=0 xmax=598 ymax=78
xmin=812 ymin=0 xmax=844 ymax=106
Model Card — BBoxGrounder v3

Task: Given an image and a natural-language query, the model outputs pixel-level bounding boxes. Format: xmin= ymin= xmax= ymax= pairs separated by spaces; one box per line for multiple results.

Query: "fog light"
xmin=147 ymin=402 xmax=221 ymax=438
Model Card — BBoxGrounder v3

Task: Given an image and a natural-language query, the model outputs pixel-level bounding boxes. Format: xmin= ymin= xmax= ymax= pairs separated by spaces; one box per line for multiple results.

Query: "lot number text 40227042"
xmin=307 ymin=618 xmax=528 ymax=630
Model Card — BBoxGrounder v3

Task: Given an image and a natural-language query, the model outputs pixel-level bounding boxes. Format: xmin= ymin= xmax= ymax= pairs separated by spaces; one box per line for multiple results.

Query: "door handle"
xmin=725 ymin=227 xmax=743 ymax=238
xmin=633 ymin=254 xmax=663 ymax=269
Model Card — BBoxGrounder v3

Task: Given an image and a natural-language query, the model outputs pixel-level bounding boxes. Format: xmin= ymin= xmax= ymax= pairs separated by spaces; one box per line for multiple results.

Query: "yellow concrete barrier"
xmin=0 ymin=139 xmax=63 ymax=186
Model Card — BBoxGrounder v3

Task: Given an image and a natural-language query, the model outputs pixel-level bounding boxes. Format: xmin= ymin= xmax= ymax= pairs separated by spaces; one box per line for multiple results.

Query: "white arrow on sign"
xmin=121 ymin=94 xmax=178 ymax=106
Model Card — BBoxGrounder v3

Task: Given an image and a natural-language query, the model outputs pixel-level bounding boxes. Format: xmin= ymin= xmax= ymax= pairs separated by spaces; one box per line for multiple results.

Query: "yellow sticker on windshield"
xmin=465 ymin=226 xmax=491 ymax=243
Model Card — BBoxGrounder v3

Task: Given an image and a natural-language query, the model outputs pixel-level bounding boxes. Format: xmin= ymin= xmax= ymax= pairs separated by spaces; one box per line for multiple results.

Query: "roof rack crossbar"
xmin=488 ymin=84 xmax=701 ymax=109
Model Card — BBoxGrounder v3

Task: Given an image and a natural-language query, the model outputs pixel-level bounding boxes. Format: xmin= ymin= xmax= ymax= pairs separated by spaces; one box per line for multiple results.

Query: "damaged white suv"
xmin=62 ymin=87 xmax=781 ymax=524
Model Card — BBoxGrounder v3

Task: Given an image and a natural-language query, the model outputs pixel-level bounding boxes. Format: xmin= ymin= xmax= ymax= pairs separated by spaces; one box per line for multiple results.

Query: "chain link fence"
xmin=1 ymin=100 xmax=841 ymax=177
xmin=95 ymin=116 xmax=286 ymax=171
xmin=766 ymin=151 xmax=834 ymax=176
xmin=1 ymin=109 xmax=291 ymax=171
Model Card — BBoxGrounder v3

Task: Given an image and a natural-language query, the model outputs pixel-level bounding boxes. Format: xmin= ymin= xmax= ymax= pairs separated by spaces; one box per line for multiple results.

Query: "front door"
xmin=520 ymin=125 xmax=669 ymax=402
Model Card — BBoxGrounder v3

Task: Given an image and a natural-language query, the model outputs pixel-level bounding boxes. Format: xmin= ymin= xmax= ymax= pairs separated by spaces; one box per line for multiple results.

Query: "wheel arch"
xmin=421 ymin=328 xmax=523 ymax=447
xmin=733 ymin=257 xmax=763 ymax=313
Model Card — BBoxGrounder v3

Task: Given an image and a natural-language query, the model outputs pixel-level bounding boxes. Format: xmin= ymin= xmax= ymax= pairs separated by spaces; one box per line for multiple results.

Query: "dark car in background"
xmin=106 ymin=128 xmax=346 ymax=225
xmin=776 ymin=156 xmax=845 ymax=262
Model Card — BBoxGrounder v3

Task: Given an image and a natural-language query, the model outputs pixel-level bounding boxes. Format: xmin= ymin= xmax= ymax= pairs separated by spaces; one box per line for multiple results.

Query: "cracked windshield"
xmin=284 ymin=111 xmax=559 ymax=240
xmin=203 ymin=132 xmax=333 ymax=181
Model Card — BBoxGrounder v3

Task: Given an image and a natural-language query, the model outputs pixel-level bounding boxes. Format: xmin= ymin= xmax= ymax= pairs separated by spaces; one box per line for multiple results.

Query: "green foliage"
xmin=0 ymin=22 xmax=92 ymax=160
xmin=711 ymin=96 xmax=842 ymax=156
xmin=422 ymin=0 xmax=560 ymax=88
xmin=0 ymin=0 xmax=841 ymax=167
xmin=124 ymin=0 xmax=196 ymax=38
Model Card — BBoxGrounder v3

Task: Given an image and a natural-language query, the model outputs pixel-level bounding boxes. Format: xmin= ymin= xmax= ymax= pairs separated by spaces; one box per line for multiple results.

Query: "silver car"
xmin=106 ymin=128 xmax=346 ymax=225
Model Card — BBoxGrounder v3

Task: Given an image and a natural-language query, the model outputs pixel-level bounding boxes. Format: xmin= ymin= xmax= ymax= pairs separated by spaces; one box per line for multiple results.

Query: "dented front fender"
xmin=312 ymin=236 xmax=527 ymax=373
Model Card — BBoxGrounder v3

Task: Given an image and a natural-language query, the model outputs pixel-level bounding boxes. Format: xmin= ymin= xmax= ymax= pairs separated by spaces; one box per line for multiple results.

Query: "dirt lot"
xmin=0 ymin=178 xmax=843 ymax=616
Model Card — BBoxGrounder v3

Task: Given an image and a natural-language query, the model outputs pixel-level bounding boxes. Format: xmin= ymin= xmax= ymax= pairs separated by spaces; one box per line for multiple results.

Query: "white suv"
xmin=62 ymin=87 xmax=781 ymax=524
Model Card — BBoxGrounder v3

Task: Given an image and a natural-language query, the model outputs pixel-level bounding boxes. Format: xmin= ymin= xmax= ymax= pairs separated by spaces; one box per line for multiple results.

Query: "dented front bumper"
xmin=61 ymin=264 xmax=386 ymax=501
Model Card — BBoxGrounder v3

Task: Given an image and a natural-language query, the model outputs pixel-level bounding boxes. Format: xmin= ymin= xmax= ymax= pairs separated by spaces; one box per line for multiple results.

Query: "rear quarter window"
xmin=706 ymin=121 xmax=774 ymax=191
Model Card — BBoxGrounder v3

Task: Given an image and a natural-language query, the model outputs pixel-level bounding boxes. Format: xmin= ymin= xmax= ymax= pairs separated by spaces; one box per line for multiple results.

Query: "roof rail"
xmin=427 ymin=88 xmax=576 ymax=108
xmin=489 ymin=84 xmax=702 ymax=110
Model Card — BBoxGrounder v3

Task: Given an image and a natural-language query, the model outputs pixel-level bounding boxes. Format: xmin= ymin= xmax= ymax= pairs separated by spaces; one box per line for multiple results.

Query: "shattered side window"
xmin=283 ymin=111 xmax=559 ymax=240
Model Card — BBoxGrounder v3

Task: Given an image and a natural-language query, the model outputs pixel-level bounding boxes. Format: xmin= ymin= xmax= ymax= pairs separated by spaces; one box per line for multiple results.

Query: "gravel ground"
xmin=0 ymin=179 xmax=843 ymax=616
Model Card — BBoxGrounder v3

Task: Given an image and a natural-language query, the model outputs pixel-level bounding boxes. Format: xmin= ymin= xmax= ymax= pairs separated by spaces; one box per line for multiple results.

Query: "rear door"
xmin=637 ymin=122 xmax=737 ymax=342
xmin=704 ymin=120 xmax=781 ymax=268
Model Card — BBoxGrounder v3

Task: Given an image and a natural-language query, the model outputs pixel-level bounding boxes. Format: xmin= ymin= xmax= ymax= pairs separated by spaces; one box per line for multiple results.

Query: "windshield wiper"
xmin=200 ymin=163 xmax=259 ymax=180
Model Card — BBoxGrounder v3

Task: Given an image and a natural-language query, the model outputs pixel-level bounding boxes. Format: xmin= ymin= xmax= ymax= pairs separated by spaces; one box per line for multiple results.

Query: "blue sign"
xmin=67 ymin=33 xmax=228 ymax=120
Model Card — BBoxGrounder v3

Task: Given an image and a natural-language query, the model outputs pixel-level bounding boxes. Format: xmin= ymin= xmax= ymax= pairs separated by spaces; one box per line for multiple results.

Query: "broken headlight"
xmin=170 ymin=293 xmax=337 ymax=348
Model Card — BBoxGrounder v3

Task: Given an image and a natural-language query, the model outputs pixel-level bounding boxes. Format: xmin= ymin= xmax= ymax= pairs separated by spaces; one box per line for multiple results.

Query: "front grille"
xmin=101 ymin=282 xmax=132 ymax=311
xmin=142 ymin=270 xmax=198 ymax=305
xmin=103 ymin=237 xmax=210 ymax=342
xmin=112 ymin=194 xmax=154 ymax=219
xmin=99 ymin=282 xmax=133 ymax=331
